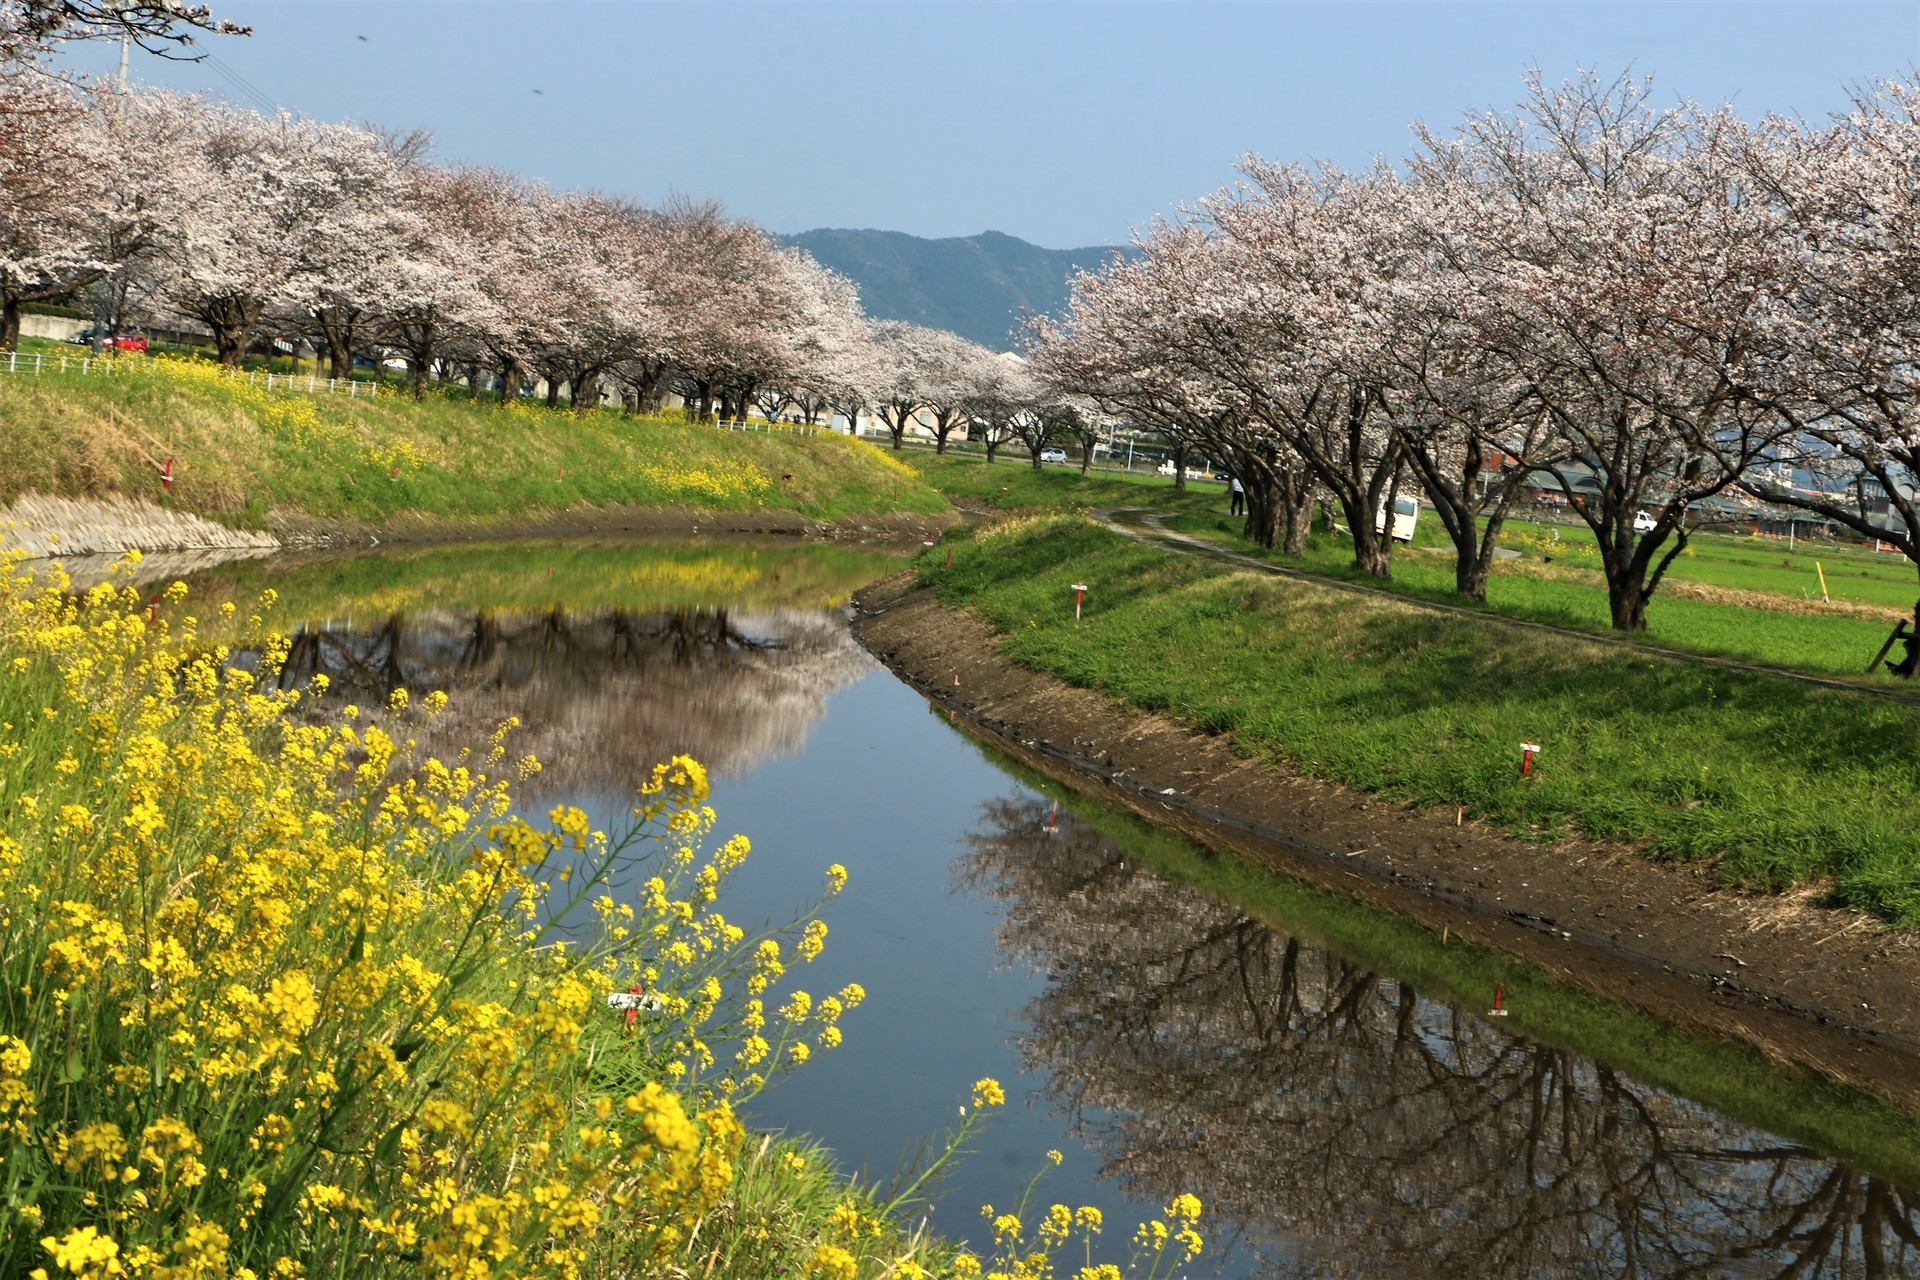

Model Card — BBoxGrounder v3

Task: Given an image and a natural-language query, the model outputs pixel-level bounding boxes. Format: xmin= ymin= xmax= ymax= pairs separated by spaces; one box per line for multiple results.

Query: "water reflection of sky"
xmin=243 ymin=579 xmax=1920 ymax=1279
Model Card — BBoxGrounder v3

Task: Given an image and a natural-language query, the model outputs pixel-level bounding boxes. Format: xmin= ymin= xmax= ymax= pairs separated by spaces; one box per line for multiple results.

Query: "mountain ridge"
xmin=778 ymin=227 xmax=1123 ymax=351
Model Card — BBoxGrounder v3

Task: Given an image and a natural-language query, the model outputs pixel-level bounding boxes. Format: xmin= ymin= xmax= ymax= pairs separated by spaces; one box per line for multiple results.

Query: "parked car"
xmin=1039 ymin=446 xmax=1068 ymax=464
xmin=1632 ymin=510 xmax=1658 ymax=534
xmin=65 ymin=329 xmax=145 ymax=352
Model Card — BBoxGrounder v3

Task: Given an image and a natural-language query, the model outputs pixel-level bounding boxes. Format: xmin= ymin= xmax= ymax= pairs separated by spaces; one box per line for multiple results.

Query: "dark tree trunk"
xmin=1889 ymin=601 xmax=1920 ymax=678
xmin=1607 ymin=575 xmax=1649 ymax=631
xmin=0 ymin=297 xmax=19 ymax=353
xmin=406 ymin=358 xmax=430 ymax=400
xmin=1170 ymin=442 xmax=1189 ymax=491
xmin=573 ymin=368 xmax=601 ymax=414
xmin=1243 ymin=481 xmax=1279 ymax=549
xmin=316 ymin=307 xmax=355 ymax=381
xmin=545 ymin=379 xmax=562 ymax=409
xmin=499 ymin=360 xmax=523 ymax=403
xmin=1281 ymin=484 xmax=1311 ymax=557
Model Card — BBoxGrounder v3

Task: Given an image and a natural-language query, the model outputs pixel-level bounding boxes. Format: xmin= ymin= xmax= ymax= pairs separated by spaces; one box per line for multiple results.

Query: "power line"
xmin=200 ymin=50 xmax=277 ymax=117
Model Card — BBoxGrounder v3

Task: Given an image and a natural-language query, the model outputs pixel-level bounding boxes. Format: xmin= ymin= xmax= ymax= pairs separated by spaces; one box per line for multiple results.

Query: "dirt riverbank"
xmin=852 ymin=571 xmax=1920 ymax=1110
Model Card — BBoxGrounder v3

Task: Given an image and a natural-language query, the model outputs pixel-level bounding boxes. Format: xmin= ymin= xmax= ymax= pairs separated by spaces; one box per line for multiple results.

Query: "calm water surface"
xmin=182 ymin=538 xmax=1920 ymax=1279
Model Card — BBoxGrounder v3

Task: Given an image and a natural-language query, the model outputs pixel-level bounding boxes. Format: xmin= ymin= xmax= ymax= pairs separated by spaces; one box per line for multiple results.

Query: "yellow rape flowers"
xmin=0 ymin=550 xmax=1201 ymax=1280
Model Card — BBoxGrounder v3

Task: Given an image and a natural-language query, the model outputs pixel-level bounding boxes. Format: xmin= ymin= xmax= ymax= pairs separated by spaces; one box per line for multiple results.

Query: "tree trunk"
xmin=1170 ymin=442 xmax=1188 ymax=491
xmin=499 ymin=361 xmax=523 ymax=403
xmin=214 ymin=326 xmax=247 ymax=368
xmin=1243 ymin=481 xmax=1279 ymax=549
xmin=1606 ymin=573 xmax=1649 ymax=631
xmin=573 ymin=369 xmax=600 ymax=414
xmin=1281 ymin=486 xmax=1310 ymax=557
xmin=406 ymin=358 xmax=430 ymax=400
xmin=316 ymin=307 xmax=354 ymax=381
xmin=0 ymin=297 xmax=19 ymax=353
xmin=1890 ymin=601 xmax=1920 ymax=678
xmin=545 ymin=380 xmax=562 ymax=409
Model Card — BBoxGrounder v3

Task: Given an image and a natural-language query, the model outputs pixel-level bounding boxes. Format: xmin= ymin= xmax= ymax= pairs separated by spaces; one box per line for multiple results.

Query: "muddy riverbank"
xmin=852 ymin=572 xmax=1920 ymax=1110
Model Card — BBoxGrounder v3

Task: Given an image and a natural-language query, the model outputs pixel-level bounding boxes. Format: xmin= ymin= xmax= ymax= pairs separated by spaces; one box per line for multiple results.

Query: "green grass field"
xmin=928 ymin=513 xmax=1920 ymax=924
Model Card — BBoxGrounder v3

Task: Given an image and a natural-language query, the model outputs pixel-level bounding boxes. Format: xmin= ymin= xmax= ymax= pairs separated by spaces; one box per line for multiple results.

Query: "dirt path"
xmin=853 ymin=572 xmax=1920 ymax=1110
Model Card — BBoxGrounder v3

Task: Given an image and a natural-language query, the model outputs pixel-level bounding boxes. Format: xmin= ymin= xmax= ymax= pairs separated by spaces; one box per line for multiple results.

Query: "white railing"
xmin=712 ymin=417 xmax=824 ymax=437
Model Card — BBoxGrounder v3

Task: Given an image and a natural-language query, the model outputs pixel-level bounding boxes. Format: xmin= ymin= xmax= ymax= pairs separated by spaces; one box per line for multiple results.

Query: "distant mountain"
xmin=779 ymin=228 xmax=1124 ymax=351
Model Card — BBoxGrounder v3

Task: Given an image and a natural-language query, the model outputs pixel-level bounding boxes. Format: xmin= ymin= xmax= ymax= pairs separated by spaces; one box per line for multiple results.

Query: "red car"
xmin=109 ymin=333 xmax=148 ymax=353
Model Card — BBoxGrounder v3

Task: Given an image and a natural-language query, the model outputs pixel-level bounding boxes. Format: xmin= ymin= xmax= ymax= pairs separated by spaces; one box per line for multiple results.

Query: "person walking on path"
xmin=1229 ymin=475 xmax=1245 ymax=517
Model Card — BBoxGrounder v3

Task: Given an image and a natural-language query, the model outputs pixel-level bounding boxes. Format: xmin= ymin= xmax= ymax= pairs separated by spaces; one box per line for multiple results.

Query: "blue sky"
xmin=55 ymin=0 xmax=1920 ymax=249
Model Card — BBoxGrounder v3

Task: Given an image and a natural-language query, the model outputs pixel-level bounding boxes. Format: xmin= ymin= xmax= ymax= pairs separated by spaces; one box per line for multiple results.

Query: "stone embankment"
xmin=1 ymin=493 xmax=281 ymax=559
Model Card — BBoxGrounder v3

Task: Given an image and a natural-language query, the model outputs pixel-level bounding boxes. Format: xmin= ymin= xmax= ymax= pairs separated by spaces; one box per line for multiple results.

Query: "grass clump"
xmin=929 ymin=514 xmax=1920 ymax=924
xmin=0 ymin=357 xmax=948 ymax=528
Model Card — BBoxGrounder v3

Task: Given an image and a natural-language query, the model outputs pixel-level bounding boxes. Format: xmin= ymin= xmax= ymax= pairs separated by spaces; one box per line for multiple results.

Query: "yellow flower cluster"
xmin=363 ymin=437 xmax=438 ymax=478
xmin=0 ymin=554 xmax=843 ymax=1280
xmin=627 ymin=458 xmax=774 ymax=506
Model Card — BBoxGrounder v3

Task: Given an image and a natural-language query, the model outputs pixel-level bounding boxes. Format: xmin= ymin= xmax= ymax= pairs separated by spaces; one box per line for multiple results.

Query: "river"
xmin=170 ymin=535 xmax=1920 ymax=1279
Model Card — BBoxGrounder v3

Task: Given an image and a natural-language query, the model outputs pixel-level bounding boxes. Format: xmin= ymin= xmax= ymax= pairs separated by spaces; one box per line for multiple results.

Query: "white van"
xmin=1375 ymin=495 xmax=1419 ymax=543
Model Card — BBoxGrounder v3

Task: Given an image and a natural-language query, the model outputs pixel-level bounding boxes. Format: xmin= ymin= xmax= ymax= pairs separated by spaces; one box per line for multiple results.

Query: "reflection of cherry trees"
xmin=270 ymin=606 xmax=869 ymax=794
xmin=959 ymin=796 xmax=1920 ymax=1279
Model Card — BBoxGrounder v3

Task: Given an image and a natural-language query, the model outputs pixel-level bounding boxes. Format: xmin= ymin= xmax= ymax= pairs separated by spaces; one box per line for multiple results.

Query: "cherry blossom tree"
xmin=1407 ymin=69 xmax=1790 ymax=628
xmin=1735 ymin=76 xmax=1920 ymax=670
xmin=1192 ymin=163 xmax=1426 ymax=579
xmin=867 ymin=320 xmax=946 ymax=449
xmin=1028 ymin=224 xmax=1316 ymax=552
xmin=374 ymin=164 xmax=498 ymax=397
xmin=1 ymin=1 xmax=246 ymax=65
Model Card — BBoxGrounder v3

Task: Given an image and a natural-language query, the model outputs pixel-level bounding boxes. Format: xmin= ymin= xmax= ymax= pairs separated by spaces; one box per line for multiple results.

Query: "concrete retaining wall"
xmin=1 ymin=493 xmax=280 ymax=559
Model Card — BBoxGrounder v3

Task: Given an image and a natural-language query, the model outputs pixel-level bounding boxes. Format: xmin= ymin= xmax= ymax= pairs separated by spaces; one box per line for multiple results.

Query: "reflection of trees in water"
xmin=273 ymin=607 xmax=871 ymax=795
xmin=959 ymin=796 xmax=1920 ymax=1279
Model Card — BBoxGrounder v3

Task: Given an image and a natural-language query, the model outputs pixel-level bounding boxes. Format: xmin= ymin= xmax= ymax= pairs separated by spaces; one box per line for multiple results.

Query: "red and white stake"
xmin=390 ymin=463 xmax=399 ymax=482
xmin=1488 ymin=984 xmax=1509 ymax=1018
xmin=147 ymin=596 xmax=158 ymax=622
xmin=160 ymin=456 xmax=173 ymax=492
xmin=1071 ymin=583 xmax=1089 ymax=621
xmin=1520 ymin=742 xmax=1540 ymax=776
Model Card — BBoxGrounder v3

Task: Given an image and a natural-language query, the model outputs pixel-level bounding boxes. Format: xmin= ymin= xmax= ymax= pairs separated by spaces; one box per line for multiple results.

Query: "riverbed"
xmin=152 ymin=535 xmax=1920 ymax=1278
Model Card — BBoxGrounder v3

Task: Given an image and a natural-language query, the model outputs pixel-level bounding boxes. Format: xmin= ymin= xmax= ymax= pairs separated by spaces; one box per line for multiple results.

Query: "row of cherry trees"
xmin=1 ymin=70 xmax=1087 ymax=439
xmin=1029 ymin=69 xmax=1920 ymax=642
xmin=0 ymin=77 xmax=891 ymax=415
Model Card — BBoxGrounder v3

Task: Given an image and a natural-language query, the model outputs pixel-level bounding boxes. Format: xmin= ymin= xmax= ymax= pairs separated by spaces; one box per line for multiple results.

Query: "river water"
xmin=173 ymin=536 xmax=1920 ymax=1279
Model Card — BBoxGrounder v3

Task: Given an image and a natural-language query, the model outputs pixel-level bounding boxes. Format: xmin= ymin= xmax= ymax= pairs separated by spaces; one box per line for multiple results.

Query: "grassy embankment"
xmin=0 ymin=557 xmax=1196 ymax=1280
xmin=971 ymin=733 xmax=1920 ymax=1185
xmin=0 ymin=355 xmax=950 ymax=530
xmin=909 ymin=452 xmax=1920 ymax=683
xmin=925 ymin=512 xmax=1920 ymax=924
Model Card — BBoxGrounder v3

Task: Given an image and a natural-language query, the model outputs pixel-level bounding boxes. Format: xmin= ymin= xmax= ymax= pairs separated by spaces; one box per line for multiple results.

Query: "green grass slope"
xmin=928 ymin=513 xmax=1920 ymax=924
xmin=1 ymin=357 xmax=949 ymax=529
